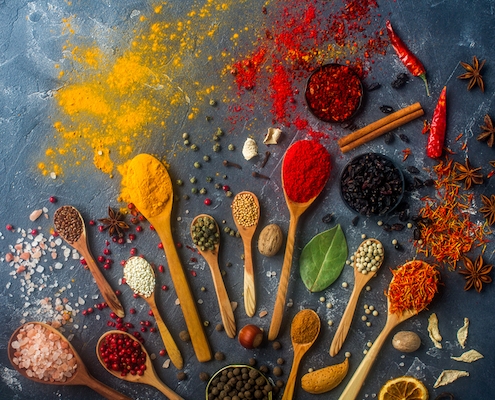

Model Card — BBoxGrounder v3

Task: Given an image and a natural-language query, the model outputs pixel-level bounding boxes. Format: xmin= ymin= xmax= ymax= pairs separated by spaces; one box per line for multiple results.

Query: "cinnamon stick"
xmin=338 ymin=102 xmax=423 ymax=149
xmin=340 ymin=108 xmax=424 ymax=153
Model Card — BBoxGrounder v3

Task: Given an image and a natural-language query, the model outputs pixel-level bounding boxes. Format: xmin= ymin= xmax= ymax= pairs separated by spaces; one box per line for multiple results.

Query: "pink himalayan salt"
xmin=11 ymin=323 xmax=77 ymax=382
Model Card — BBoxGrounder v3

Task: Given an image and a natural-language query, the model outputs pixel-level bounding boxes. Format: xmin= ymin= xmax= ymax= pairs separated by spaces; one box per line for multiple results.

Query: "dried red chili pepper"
xmin=386 ymin=20 xmax=430 ymax=96
xmin=426 ymin=86 xmax=447 ymax=159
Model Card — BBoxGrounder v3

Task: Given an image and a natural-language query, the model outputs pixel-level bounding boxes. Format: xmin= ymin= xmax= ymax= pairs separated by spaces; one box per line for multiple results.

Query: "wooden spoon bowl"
xmin=97 ymin=330 xmax=184 ymax=400
xmin=8 ymin=322 xmax=131 ymax=400
xmin=191 ymin=214 xmax=236 ymax=338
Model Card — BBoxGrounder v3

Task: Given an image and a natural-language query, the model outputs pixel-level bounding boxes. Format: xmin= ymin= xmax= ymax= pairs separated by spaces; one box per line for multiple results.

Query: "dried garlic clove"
xmin=242 ymin=138 xmax=258 ymax=160
xmin=427 ymin=313 xmax=442 ymax=349
xmin=264 ymin=127 xmax=282 ymax=145
xmin=451 ymin=349 xmax=483 ymax=363
xmin=29 ymin=209 xmax=43 ymax=222
xmin=457 ymin=317 xmax=469 ymax=348
xmin=433 ymin=369 xmax=469 ymax=388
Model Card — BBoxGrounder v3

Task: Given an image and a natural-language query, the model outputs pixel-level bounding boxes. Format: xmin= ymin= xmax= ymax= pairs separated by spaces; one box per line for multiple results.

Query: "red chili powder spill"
xmin=282 ymin=140 xmax=331 ymax=203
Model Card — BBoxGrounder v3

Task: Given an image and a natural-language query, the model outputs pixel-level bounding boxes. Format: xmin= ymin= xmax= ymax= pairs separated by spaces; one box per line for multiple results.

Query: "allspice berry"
xmin=179 ymin=330 xmax=191 ymax=342
xmin=214 ymin=351 xmax=225 ymax=361
xmin=273 ymin=366 xmax=283 ymax=377
xmin=199 ymin=372 xmax=210 ymax=382
xmin=177 ymin=371 xmax=187 ymax=381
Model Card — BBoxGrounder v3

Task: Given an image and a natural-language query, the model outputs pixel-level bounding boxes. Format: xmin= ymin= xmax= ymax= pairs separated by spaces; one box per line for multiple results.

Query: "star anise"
xmin=477 ymin=114 xmax=495 ymax=147
xmin=458 ymin=55 xmax=485 ymax=92
xmin=459 ymin=255 xmax=492 ymax=292
xmin=480 ymin=194 xmax=495 ymax=225
xmin=98 ymin=207 xmax=129 ymax=237
xmin=453 ymin=158 xmax=483 ymax=190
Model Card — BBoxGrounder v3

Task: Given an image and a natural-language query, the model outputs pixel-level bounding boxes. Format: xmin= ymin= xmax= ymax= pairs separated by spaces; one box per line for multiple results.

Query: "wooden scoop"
xmin=126 ymin=154 xmax=211 ymax=362
xmin=97 ymin=330 xmax=183 ymax=400
xmin=53 ymin=205 xmax=124 ymax=318
xmin=232 ymin=191 xmax=260 ymax=317
xmin=8 ymin=322 xmax=131 ymax=400
xmin=191 ymin=214 xmax=236 ymax=338
xmin=282 ymin=309 xmax=320 ymax=400
xmin=330 ymin=238 xmax=384 ymax=357
xmin=268 ymin=170 xmax=327 ymax=341
xmin=338 ymin=260 xmax=435 ymax=400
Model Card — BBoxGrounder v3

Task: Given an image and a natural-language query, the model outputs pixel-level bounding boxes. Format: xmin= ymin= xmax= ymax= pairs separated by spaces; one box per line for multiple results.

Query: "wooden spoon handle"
xmin=146 ymin=296 xmax=184 ymax=370
xmin=330 ymin=278 xmax=366 ymax=357
xmin=243 ymin=239 xmax=256 ymax=317
xmin=208 ymin=259 xmax=237 ymax=338
xmin=78 ymin=246 xmax=125 ymax=318
xmin=84 ymin=376 xmax=133 ymax=400
xmin=338 ymin=318 xmax=397 ymax=400
xmin=281 ymin=347 xmax=305 ymax=400
xmin=268 ymin=215 xmax=300 ymax=341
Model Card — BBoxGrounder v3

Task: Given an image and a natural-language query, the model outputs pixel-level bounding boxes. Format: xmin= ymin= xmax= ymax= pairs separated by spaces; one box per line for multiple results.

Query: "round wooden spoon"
xmin=330 ymin=238 xmax=384 ymax=357
xmin=126 ymin=153 xmax=211 ymax=362
xmin=8 ymin=322 xmax=131 ymax=400
xmin=125 ymin=257 xmax=183 ymax=369
xmin=191 ymin=214 xmax=236 ymax=338
xmin=53 ymin=205 xmax=125 ymax=318
xmin=282 ymin=309 xmax=321 ymax=400
xmin=338 ymin=260 xmax=436 ymax=400
xmin=97 ymin=330 xmax=183 ymax=400
xmin=232 ymin=191 xmax=260 ymax=317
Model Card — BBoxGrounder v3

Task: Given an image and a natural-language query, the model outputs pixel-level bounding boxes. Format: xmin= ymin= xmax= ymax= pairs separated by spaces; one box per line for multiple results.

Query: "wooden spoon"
xmin=97 ymin=330 xmax=183 ymax=400
xmin=125 ymin=257 xmax=183 ymax=369
xmin=338 ymin=260 xmax=435 ymax=400
xmin=268 ymin=170 xmax=327 ymax=341
xmin=330 ymin=238 xmax=384 ymax=357
xmin=231 ymin=191 xmax=260 ymax=317
xmin=282 ymin=309 xmax=320 ymax=400
xmin=8 ymin=322 xmax=131 ymax=400
xmin=126 ymin=153 xmax=211 ymax=362
xmin=53 ymin=205 xmax=125 ymax=318
xmin=191 ymin=214 xmax=236 ymax=338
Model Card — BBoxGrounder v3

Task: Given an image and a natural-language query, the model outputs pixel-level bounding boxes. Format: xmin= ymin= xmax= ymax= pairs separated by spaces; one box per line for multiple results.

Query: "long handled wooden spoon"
xmin=97 ymin=330 xmax=184 ymax=400
xmin=232 ymin=191 xmax=260 ymax=317
xmin=191 ymin=214 xmax=236 ymax=338
xmin=8 ymin=322 xmax=131 ymax=400
xmin=282 ymin=309 xmax=320 ymax=400
xmin=338 ymin=260 xmax=439 ymax=400
xmin=330 ymin=238 xmax=384 ymax=357
xmin=124 ymin=256 xmax=183 ymax=369
xmin=54 ymin=205 xmax=125 ymax=318
xmin=126 ymin=153 xmax=211 ymax=362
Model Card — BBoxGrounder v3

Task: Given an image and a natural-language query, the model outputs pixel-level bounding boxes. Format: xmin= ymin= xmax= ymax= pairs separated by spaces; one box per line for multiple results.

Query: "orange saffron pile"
xmin=415 ymin=159 xmax=490 ymax=269
xmin=387 ymin=260 xmax=439 ymax=315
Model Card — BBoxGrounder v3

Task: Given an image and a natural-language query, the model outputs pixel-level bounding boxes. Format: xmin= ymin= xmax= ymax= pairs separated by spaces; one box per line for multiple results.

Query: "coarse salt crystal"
xmin=29 ymin=209 xmax=43 ymax=222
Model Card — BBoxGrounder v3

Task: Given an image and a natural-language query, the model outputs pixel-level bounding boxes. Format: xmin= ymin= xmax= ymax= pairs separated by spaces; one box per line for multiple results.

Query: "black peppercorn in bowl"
xmin=340 ymin=153 xmax=405 ymax=216
xmin=305 ymin=63 xmax=363 ymax=123
xmin=206 ymin=364 xmax=273 ymax=400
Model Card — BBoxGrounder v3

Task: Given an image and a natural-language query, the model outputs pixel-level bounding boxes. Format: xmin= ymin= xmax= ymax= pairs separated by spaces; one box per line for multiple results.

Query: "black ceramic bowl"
xmin=305 ymin=63 xmax=363 ymax=123
xmin=340 ymin=153 xmax=405 ymax=216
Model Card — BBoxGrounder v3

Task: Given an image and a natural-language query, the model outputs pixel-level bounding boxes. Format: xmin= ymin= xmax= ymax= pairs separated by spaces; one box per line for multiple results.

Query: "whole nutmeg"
xmin=392 ymin=330 xmax=421 ymax=352
xmin=258 ymin=224 xmax=283 ymax=257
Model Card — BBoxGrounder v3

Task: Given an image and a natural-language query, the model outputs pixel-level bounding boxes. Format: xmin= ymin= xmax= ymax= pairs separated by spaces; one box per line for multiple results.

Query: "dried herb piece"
xmin=98 ymin=207 xmax=129 ymax=237
xmin=453 ymin=158 xmax=483 ymax=189
xmin=477 ymin=114 xmax=495 ymax=147
xmin=459 ymin=255 xmax=492 ymax=292
xmin=458 ymin=56 xmax=485 ymax=92
xmin=480 ymin=194 xmax=495 ymax=225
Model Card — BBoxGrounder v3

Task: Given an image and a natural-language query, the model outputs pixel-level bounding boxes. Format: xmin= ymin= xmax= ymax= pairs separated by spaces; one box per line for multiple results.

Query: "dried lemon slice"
xmin=378 ymin=376 xmax=429 ymax=400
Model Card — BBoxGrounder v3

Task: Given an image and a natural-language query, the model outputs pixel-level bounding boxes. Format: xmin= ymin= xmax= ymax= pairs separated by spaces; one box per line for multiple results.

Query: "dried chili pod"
xmin=426 ymin=86 xmax=447 ymax=158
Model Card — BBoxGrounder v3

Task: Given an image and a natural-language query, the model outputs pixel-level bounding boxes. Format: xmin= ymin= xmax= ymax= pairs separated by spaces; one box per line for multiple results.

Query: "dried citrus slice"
xmin=378 ymin=376 xmax=429 ymax=400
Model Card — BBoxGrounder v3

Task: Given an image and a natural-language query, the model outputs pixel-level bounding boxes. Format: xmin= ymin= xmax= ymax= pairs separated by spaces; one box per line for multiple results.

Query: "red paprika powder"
xmin=282 ymin=140 xmax=331 ymax=203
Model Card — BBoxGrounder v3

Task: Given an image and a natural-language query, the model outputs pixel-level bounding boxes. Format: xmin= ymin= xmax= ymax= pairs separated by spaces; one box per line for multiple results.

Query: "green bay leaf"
xmin=299 ymin=224 xmax=348 ymax=292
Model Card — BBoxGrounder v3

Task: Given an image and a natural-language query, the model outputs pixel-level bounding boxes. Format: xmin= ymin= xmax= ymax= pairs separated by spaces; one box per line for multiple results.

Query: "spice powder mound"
xmin=291 ymin=309 xmax=319 ymax=344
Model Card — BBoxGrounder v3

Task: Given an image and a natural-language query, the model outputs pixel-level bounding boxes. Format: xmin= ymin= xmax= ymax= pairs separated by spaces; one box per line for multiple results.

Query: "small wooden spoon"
xmin=191 ymin=214 xmax=236 ymax=338
xmin=8 ymin=322 xmax=131 ymax=400
xmin=338 ymin=260 xmax=434 ymax=400
xmin=282 ymin=309 xmax=320 ymax=400
xmin=330 ymin=238 xmax=384 ymax=357
xmin=127 ymin=154 xmax=211 ymax=362
xmin=97 ymin=330 xmax=184 ymax=400
xmin=232 ymin=191 xmax=260 ymax=317
xmin=125 ymin=257 xmax=183 ymax=369
xmin=54 ymin=205 xmax=125 ymax=318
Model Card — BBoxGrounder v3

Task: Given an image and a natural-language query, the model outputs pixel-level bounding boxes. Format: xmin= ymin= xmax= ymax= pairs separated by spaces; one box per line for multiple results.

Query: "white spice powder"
xmin=124 ymin=256 xmax=155 ymax=298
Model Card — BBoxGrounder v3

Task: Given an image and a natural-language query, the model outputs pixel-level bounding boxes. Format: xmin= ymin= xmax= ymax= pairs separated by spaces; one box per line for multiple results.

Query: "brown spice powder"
xmin=291 ymin=309 xmax=319 ymax=344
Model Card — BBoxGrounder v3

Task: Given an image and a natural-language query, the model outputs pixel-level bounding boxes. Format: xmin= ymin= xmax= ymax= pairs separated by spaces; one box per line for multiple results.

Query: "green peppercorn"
xmin=223 ymin=175 xmax=228 ymax=179
xmin=224 ymin=226 xmax=231 ymax=233
xmin=199 ymin=188 xmax=207 ymax=195
xmin=215 ymin=183 xmax=222 ymax=189
xmin=191 ymin=187 xmax=198 ymax=194
xmin=182 ymin=132 xmax=189 ymax=139
xmin=203 ymin=155 xmax=210 ymax=162
xmin=206 ymin=176 xmax=213 ymax=183
xmin=176 ymin=179 xmax=183 ymax=186
xmin=191 ymin=144 xmax=198 ymax=151
xmin=182 ymin=194 xmax=190 ymax=200
xmin=229 ymin=230 xmax=236 ymax=236
xmin=213 ymin=143 xmax=221 ymax=152
xmin=183 ymin=139 xmax=190 ymax=146
xmin=209 ymin=99 xmax=216 ymax=106
xmin=190 ymin=177 xmax=197 ymax=184
xmin=225 ymin=190 xmax=233 ymax=197
xmin=228 ymin=144 xmax=235 ymax=151
xmin=216 ymin=128 xmax=224 ymax=136
xmin=194 ymin=161 xmax=201 ymax=169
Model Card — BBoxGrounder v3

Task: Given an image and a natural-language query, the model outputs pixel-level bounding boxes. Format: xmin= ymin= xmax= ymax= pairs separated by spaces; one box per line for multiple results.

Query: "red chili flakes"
xmin=402 ymin=148 xmax=412 ymax=161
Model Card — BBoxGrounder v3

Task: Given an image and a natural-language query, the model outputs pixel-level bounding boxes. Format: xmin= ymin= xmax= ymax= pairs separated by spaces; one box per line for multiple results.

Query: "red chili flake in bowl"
xmin=305 ymin=64 xmax=363 ymax=122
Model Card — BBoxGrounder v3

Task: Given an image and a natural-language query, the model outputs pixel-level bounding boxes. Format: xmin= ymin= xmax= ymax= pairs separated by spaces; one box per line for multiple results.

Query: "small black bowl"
xmin=305 ymin=63 xmax=363 ymax=123
xmin=340 ymin=153 xmax=405 ymax=216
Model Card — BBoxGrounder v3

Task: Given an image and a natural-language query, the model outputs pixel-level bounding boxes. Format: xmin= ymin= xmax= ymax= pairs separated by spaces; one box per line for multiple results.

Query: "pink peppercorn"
xmin=49 ymin=196 xmax=57 ymax=203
